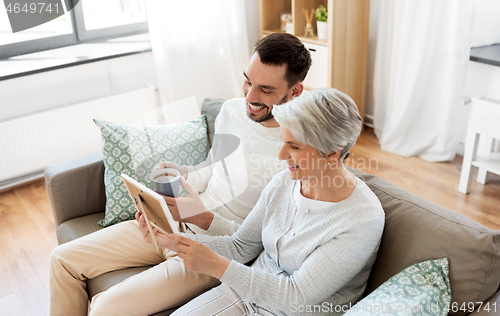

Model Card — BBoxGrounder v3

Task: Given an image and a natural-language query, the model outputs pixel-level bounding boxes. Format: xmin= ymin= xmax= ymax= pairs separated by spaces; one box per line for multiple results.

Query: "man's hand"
xmin=168 ymin=233 xmax=230 ymax=279
xmin=153 ymin=161 xmax=188 ymax=179
xmin=136 ymin=211 xmax=177 ymax=251
xmin=163 ymin=177 xmax=215 ymax=230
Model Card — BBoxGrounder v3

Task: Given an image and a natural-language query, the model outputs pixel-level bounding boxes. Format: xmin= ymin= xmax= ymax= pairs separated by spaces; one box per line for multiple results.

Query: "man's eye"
xmin=262 ymin=89 xmax=271 ymax=94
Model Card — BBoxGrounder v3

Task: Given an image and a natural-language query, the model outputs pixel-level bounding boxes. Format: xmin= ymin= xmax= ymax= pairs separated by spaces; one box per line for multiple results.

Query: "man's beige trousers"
xmin=49 ymin=220 xmax=219 ymax=316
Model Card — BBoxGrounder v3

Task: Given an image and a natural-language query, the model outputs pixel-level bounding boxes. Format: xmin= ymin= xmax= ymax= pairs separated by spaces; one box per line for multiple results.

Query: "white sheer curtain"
xmin=146 ymin=0 xmax=249 ymax=108
xmin=373 ymin=0 xmax=474 ymax=162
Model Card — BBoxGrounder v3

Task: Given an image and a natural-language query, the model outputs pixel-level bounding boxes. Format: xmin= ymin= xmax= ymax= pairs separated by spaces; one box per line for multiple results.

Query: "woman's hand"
xmin=163 ymin=177 xmax=214 ymax=230
xmin=136 ymin=211 xmax=177 ymax=251
xmin=153 ymin=161 xmax=188 ymax=179
xmin=168 ymin=233 xmax=230 ymax=279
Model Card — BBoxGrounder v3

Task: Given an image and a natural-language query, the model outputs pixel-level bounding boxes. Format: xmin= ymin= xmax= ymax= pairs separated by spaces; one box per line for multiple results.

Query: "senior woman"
xmin=138 ymin=88 xmax=385 ymax=316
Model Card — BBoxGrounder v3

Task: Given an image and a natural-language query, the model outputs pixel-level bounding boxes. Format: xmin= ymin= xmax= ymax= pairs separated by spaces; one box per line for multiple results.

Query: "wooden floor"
xmin=0 ymin=180 xmax=57 ymax=316
xmin=0 ymin=127 xmax=499 ymax=316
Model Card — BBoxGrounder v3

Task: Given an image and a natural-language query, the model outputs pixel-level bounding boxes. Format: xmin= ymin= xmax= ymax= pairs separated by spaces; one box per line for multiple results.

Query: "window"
xmin=0 ymin=9 xmax=73 ymax=45
xmin=471 ymin=0 xmax=500 ymax=47
xmin=81 ymin=0 xmax=146 ymax=30
xmin=0 ymin=0 xmax=148 ymax=59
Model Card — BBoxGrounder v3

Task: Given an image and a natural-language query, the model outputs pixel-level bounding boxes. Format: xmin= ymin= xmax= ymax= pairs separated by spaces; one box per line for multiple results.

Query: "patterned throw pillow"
xmin=344 ymin=258 xmax=451 ymax=316
xmin=94 ymin=116 xmax=208 ymax=227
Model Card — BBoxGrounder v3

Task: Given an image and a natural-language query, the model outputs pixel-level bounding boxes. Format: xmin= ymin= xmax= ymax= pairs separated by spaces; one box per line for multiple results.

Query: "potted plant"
xmin=315 ymin=5 xmax=328 ymax=40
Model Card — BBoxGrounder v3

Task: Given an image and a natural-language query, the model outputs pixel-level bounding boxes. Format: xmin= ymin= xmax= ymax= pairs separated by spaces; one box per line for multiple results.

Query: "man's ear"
xmin=290 ymin=82 xmax=304 ymax=98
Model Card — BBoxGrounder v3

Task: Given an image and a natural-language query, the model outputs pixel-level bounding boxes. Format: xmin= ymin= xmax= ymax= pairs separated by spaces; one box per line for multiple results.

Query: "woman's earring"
xmin=328 ymin=162 xmax=331 ymax=165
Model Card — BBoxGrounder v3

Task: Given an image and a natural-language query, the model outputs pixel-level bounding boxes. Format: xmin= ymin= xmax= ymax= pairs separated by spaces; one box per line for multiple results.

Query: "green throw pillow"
xmin=94 ymin=116 xmax=208 ymax=227
xmin=344 ymin=258 xmax=451 ymax=316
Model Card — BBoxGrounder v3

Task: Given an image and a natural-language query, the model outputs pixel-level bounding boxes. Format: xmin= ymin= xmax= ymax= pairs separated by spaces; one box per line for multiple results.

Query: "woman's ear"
xmin=326 ymin=150 xmax=341 ymax=165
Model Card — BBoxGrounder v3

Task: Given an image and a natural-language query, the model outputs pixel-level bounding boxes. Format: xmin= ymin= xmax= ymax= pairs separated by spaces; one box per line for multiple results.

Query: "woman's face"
xmin=278 ymin=126 xmax=329 ymax=182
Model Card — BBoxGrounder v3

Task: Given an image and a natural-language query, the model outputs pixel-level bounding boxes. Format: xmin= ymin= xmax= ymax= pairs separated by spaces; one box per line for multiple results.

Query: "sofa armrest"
xmin=44 ymin=151 xmax=106 ymax=226
xmin=469 ymin=291 xmax=500 ymax=315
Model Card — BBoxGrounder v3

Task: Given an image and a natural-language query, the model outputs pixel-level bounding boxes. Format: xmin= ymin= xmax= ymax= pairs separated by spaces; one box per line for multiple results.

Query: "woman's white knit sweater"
xmin=190 ymin=169 xmax=385 ymax=315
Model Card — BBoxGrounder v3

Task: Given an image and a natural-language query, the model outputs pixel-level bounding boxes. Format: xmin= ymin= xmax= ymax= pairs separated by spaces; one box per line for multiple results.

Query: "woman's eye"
xmin=291 ymin=146 xmax=299 ymax=150
xmin=245 ymin=81 xmax=251 ymax=86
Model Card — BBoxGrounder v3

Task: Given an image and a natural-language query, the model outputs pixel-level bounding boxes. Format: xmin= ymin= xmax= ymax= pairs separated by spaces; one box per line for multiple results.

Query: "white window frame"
xmin=0 ymin=0 xmax=148 ymax=59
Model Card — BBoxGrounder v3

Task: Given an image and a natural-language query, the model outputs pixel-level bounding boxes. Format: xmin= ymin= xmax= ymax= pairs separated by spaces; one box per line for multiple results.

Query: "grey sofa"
xmin=45 ymin=101 xmax=500 ymax=316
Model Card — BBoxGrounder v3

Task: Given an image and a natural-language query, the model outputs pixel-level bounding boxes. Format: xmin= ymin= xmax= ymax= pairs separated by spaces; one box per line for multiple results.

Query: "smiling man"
xmin=49 ymin=33 xmax=311 ymax=316
xmin=244 ymin=35 xmax=311 ymax=127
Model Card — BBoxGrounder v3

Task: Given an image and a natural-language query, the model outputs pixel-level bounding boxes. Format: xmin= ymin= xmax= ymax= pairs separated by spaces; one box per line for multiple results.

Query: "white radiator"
xmin=0 ymin=85 xmax=160 ymax=188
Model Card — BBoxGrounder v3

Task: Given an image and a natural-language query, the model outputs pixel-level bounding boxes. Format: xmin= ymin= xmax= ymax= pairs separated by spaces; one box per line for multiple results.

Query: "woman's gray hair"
xmin=272 ymin=88 xmax=362 ymax=159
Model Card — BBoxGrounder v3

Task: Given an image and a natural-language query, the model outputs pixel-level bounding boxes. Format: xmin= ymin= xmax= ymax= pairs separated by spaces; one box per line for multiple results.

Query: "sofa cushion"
xmin=87 ymin=266 xmax=185 ymax=316
xmin=94 ymin=116 xmax=208 ymax=227
xmin=345 ymin=258 xmax=451 ymax=316
xmin=87 ymin=266 xmax=150 ymax=298
xmin=57 ymin=212 xmax=105 ymax=244
xmin=349 ymin=167 xmax=500 ymax=316
xmin=201 ymin=98 xmax=225 ymax=148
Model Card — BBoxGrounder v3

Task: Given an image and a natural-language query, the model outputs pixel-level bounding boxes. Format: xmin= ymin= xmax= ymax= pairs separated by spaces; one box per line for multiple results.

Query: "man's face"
xmin=243 ymin=53 xmax=297 ymax=127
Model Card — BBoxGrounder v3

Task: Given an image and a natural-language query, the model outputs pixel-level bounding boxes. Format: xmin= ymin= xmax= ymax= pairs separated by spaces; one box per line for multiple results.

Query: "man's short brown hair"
xmin=254 ymin=33 xmax=312 ymax=88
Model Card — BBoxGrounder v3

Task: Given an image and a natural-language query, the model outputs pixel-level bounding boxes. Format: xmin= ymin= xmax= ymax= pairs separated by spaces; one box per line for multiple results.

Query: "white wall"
xmin=0 ymin=52 xmax=157 ymax=123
